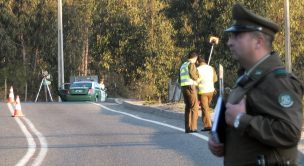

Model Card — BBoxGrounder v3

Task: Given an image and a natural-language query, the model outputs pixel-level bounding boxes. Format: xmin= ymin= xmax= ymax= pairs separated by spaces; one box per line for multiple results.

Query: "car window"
xmin=70 ymin=82 xmax=92 ymax=88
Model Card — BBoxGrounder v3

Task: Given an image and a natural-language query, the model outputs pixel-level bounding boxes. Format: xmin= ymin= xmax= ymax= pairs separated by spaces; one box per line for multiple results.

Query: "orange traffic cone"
xmin=12 ymin=96 xmax=24 ymax=117
xmin=8 ymin=86 xmax=15 ymax=103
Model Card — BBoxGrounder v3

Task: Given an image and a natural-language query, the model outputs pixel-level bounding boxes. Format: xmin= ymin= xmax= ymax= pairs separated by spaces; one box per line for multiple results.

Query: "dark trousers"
xmin=198 ymin=92 xmax=214 ymax=128
xmin=182 ymin=85 xmax=199 ymax=132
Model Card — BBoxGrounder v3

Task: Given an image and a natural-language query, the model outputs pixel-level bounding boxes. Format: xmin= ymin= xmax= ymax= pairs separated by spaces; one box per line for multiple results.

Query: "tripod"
xmin=35 ymin=77 xmax=53 ymax=102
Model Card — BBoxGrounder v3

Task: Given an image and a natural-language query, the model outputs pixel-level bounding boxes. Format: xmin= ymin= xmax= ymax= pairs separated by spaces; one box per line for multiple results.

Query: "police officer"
xmin=180 ymin=51 xmax=200 ymax=133
xmin=196 ymin=56 xmax=218 ymax=131
xmin=208 ymin=3 xmax=304 ymax=165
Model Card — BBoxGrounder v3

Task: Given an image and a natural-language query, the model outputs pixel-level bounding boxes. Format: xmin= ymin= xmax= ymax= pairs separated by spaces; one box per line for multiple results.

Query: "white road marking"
xmin=7 ymin=103 xmax=48 ymax=166
xmin=92 ymin=103 xmax=209 ymax=141
xmin=23 ymin=118 xmax=48 ymax=166
xmin=7 ymin=104 xmax=36 ymax=166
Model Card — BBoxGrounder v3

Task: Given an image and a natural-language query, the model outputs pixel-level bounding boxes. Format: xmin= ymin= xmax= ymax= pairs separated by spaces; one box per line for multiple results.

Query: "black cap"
xmin=225 ymin=4 xmax=280 ymax=37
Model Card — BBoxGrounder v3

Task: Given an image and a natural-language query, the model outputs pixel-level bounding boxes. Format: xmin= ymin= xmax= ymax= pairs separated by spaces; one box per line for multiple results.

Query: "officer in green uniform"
xmin=180 ymin=51 xmax=200 ymax=133
xmin=208 ymin=3 xmax=304 ymax=165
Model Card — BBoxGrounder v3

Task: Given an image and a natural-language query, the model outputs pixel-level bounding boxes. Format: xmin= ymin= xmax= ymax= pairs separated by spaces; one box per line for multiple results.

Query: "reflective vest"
xmin=197 ymin=64 xmax=215 ymax=94
xmin=180 ymin=62 xmax=195 ymax=86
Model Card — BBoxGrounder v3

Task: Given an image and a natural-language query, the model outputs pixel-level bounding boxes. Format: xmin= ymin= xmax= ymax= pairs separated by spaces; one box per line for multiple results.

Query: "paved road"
xmin=123 ymin=99 xmax=304 ymax=165
xmin=0 ymin=101 xmax=222 ymax=166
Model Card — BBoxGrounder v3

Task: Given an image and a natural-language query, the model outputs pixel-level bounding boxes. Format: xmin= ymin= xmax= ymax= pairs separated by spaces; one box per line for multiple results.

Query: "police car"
xmin=65 ymin=81 xmax=101 ymax=102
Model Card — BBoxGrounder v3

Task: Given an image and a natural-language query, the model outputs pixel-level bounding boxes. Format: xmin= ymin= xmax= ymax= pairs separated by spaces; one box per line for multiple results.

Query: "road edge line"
xmin=23 ymin=117 xmax=48 ymax=166
xmin=7 ymin=103 xmax=36 ymax=166
xmin=92 ymin=102 xmax=208 ymax=141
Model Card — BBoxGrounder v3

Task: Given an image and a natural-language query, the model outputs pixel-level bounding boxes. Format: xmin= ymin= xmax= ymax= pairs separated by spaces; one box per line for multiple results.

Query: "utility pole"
xmin=284 ymin=0 xmax=292 ymax=72
xmin=58 ymin=0 xmax=64 ymax=92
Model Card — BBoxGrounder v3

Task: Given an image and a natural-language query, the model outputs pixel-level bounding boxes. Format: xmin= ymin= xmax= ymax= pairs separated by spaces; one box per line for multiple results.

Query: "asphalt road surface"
xmin=0 ymin=101 xmax=222 ymax=166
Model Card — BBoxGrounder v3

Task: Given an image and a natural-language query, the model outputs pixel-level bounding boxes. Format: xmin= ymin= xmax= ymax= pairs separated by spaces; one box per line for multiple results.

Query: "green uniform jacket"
xmin=178 ymin=61 xmax=199 ymax=84
xmin=225 ymin=52 xmax=304 ymax=165
xmin=188 ymin=62 xmax=199 ymax=81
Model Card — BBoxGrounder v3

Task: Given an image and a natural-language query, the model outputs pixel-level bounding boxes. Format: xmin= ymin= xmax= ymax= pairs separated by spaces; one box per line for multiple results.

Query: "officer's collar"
xmin=248 ymin=52 xmax=282 ymax=78
xmin=245 ymin=53 xmax=271 ymax=76
xmin=236 ymin=52 xmax=282 ymax=88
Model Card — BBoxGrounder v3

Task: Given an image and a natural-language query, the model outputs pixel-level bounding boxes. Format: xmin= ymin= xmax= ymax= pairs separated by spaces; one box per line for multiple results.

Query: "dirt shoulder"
xmin=142 ymin=102 xmax=185 ymax=113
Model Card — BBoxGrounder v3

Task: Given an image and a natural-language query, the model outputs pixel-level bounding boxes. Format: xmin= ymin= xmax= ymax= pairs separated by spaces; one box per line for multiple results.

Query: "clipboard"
xmin=211 ymin=64 xmax=226 ymax=144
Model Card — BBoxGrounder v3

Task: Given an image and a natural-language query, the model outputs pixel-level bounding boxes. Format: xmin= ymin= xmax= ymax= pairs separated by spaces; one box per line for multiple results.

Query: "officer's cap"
xmin=225 ymin=4 xmax=279 ymax=36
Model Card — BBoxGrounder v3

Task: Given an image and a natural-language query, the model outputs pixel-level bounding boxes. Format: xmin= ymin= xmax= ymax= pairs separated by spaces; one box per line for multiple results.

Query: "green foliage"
xmin=0 ymin=0 xmax=303 ymax=101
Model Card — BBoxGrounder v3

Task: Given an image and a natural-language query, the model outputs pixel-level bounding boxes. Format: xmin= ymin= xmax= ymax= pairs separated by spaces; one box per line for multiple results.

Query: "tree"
xmin=0 ymin=0 xmax=302 ymax=101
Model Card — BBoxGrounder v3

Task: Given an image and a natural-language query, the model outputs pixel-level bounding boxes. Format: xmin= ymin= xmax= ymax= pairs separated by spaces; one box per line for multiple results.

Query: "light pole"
xmin=284 ymin=0 xmax=291 ymax=72
xmin=58 ymin=0 xmax=64 ymax=92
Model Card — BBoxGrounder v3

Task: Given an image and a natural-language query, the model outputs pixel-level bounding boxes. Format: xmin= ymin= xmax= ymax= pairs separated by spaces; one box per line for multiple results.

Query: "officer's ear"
xmin=254 ymin=37 xmax=262 ymax=49
xmin=253 ymin=32 xmax=265 ymax=49
xmin=249 ymin=32 xmax=258 ymax=47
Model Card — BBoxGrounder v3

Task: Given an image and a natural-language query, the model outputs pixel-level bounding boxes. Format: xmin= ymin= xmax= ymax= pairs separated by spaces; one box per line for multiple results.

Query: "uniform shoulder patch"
xmin=278 ymin=93 xmax=294 ymax=108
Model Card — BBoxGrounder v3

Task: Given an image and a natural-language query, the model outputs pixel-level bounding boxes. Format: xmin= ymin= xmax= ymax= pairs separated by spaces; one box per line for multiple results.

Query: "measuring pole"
xmin=208 ymin=44 xmax=215 ymax=65
xmin=208 ymin=36 xmax=219 ymax=65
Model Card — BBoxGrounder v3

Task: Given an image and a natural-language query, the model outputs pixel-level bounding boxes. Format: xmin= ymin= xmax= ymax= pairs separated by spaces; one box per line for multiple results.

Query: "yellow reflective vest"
xmin=180 ymin=62 xmax=196 ymax=86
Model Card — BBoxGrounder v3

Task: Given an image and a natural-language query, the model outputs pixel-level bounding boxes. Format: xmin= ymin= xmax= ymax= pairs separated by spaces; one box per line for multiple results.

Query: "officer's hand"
xmin=208 ymin=135 xmax=224 ymax=157
xmin=225 ymin=98 xmax=246 ymax=126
